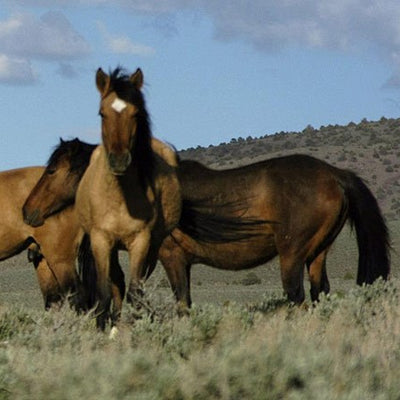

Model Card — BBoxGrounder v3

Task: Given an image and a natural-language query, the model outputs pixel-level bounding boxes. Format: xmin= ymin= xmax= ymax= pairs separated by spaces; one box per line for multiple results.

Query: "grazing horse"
xmin=77 ymin=67 xmax=181 ymax=329
xmin=0 ymin=165 xmax=86 ymax=309
xmin=23 ymin=138 xmax=391 ymax=312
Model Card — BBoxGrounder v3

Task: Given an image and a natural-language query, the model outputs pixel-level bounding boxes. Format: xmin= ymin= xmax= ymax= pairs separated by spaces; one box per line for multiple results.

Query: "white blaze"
xmin=111 ymin=98 xmax=127 ymax=113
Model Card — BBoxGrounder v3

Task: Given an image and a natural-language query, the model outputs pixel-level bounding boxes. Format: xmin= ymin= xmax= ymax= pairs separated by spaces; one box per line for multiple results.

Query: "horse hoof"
xmin=176 ymin=301 xmax=190 ymax=317
xmin=299 ymin=302 xmax=309 ymax=311
xmin=109 ymin=326 xmax=119 ymax=340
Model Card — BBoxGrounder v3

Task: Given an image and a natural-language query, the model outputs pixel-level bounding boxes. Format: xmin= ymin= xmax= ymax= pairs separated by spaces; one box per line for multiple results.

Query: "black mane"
xmin=108 ymin=67 xmax=154 ymax=185
xmin=47 ymin=138 xmax=96 ymax=177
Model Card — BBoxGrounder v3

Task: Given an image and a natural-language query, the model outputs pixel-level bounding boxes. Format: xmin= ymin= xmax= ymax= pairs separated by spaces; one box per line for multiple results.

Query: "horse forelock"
xmin=108 ymin=67 xmax=145 ymax=111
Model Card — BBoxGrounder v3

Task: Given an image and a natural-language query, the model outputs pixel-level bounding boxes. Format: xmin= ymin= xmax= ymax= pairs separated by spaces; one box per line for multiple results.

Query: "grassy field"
xmin=0 ymin=220 xmax=398 ymax=398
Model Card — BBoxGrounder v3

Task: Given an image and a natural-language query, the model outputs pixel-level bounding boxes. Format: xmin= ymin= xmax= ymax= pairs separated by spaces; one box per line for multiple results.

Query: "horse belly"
xmin=194 ymin=235 xmax=278 ymax=271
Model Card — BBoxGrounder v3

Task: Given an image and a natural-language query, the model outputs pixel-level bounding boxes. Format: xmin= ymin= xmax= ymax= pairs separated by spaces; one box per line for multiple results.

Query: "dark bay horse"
xmin=23 ymin=138 xmax=391 ymax=312
xmin=0 ymin=165 xmax=87 ymax=309
xmin=77 ymin=67 xmax=181 ymax=329
xmin=160 ymin=157 xmax=390 ymax=307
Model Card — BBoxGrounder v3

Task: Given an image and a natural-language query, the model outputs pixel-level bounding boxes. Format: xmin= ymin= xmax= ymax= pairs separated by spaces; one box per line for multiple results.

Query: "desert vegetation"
xmin=0 ymin=280 xmax=398 ymax=399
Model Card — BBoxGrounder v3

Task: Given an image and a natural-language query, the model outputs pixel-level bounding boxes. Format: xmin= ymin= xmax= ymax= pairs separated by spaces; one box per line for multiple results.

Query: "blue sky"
xmin=1 ymin=1 xmax=400 ymax=170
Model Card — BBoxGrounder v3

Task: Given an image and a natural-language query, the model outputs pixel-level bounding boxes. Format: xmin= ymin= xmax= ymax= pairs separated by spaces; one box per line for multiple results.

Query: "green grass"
xmin=0 ymin=280 xmax=399 ymax=399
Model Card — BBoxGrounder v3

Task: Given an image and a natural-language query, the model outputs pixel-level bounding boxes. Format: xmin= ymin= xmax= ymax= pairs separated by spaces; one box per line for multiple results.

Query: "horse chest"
xmin=87 ymin=192 xmax=154 ymax=235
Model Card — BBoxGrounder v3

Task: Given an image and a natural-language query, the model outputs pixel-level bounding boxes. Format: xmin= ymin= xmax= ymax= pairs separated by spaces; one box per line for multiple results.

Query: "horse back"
xmin=0 ymin=166 xmax=44 ymax=194
xmin=0 ymin=166 xmax=44 ymax=220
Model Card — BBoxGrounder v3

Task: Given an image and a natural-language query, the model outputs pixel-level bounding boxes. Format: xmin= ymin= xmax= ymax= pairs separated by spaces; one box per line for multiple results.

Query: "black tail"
xmin=178 ymin=198 xmax=275 ymax=243
xmin=78 ymin=234 xmax=97 ymax=310
xmin=340 ymin=171 xmax=390 ymax=284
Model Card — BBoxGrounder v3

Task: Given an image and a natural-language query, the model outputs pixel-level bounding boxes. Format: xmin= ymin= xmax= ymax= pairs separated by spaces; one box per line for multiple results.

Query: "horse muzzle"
xmin=23 ymin=208 xmax=45 ymax=227
xmin=108 ymin=151 xmax=132 ymax=175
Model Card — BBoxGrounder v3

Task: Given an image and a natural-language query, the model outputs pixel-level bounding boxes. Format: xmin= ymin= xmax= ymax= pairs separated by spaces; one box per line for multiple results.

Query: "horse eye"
xmin=46 ymin=168 xmax=56 ymax=175
xmin=98 ymin=110 xmax=105 ymax=118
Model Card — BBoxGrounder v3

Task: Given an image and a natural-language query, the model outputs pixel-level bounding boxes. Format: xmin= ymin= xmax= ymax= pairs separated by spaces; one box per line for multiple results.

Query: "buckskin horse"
xmin=23 ymin=137 xmax=391 ymax=314
xmin=75 ymin=67 xmax=181 ymax=330
xmin=0 ymin=165 xmax=88 ymax=310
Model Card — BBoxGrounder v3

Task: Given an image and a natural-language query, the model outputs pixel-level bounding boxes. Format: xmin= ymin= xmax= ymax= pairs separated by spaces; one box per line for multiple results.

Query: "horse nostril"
xmin=108 ymin=152 xmax=132 ymax=174
xmin=23 ymin=208 xmax=43 ymax=227
xmin=123 ymin=152 xmax=132 ymax=168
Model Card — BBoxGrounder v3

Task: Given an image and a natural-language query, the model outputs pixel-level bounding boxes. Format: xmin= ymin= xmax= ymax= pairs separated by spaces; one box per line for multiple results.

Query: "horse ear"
xmin=70 ymin=138 xmax=80 ymax=155
xmin=96 ymin=68 xmax=111 ymax=95
xmin=130 ymin=68 xmax=144 ymax=90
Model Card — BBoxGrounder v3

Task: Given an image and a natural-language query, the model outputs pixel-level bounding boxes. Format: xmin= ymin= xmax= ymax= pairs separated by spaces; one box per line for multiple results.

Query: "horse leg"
xmin=33 ymin=255 xmax=63 ymax=310
xmin=307 ymin=249 xmax=330 ymax=302
xmin=37 ymin=257 xmax=84 ymax=312
xmin=90 ymin=230 xmax=113 ymax=330
xmin=109 ymin=247 xmax=125 ymax=325
xmin=35 ymin=228 xmax=88 ymax=312
xmin=30 ymin=243 xmax=83 ymax=310
xmin=279 ymin=253 xmax=306 ymax=304
xmin=158 ymin=235 xmax=192 ymax=315
xmin=125 ymin=230 xmax=151 ymax=309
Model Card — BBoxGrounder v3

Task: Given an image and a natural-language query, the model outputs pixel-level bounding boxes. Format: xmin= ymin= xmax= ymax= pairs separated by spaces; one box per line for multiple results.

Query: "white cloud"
xmin=5 ymin=0 xmax=400 ymax=86
xmin=0 ymin=54 xmax=37 ymax=85
xmin=197 ymin=0 xmax=400 ymax=54
xmin=97 ymin=22 xmax=155 ymax=56
xmin=7 ymin=0 xmax=190 ymax=12
xmin=0 ymin=11 xmax=90 ymax=85
xmin=0 ymin=12 xmax=90 ymax=60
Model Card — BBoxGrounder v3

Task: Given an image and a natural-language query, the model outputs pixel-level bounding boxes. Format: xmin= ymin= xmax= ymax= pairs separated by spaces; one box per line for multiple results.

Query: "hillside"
xmin=179 ymin=117 xmax=400 ymax=220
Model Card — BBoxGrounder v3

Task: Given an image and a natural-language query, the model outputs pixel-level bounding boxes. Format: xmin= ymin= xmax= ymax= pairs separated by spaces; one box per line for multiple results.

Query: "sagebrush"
xmin=0 ymin=279 xmax=399 ymax=399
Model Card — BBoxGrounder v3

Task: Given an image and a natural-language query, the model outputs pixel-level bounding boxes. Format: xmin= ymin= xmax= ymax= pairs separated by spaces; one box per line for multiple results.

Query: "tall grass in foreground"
xmin=0 ymin=280 xmax=399 ymax=399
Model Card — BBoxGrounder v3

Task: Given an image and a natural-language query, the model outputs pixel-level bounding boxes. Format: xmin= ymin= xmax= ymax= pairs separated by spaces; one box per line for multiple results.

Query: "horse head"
xmin=23 ymin=138 xmax=95 ymax=227
xmin=96 ymin=67 xmax=151 ymax=176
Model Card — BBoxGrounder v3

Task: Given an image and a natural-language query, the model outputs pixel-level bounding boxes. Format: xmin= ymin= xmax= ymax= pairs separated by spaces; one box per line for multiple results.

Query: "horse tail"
xmin=339 ymin=170 xmax=390 ymax=284
xmin=77 ymin=234 xmax=97 ymax=310
xmin=178 ymin=198 xmax=273 ymax=243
